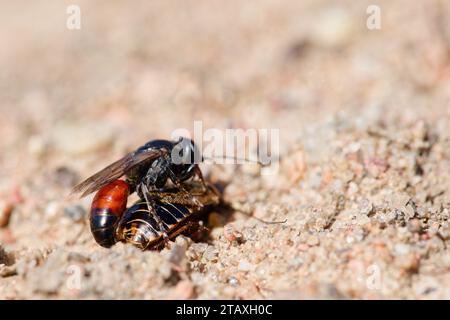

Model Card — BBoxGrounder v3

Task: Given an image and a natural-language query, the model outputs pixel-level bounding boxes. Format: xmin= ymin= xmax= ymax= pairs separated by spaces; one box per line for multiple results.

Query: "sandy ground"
xmin=0 ymin=0 xmax=449 ymax=299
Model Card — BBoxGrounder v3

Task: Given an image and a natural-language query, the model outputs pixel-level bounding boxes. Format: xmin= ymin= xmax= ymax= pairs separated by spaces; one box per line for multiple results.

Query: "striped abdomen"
xmin=90 ymin=180 xmax=130 ymax=248
xmin=117 ymin=200 xmax=197 ymax=250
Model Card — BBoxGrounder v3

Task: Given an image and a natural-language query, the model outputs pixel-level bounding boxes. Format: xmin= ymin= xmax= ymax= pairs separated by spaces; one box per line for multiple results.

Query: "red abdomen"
xmin=90 ymin=180 xmax=130 ymax=248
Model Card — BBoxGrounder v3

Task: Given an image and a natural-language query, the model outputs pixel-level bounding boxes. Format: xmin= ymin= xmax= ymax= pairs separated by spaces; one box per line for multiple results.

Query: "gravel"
xmin=0 ymin=1 xmax=449 ymax=299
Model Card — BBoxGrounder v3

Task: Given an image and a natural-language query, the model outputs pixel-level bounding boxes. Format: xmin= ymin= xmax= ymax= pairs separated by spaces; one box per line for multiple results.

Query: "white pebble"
xmin=238 ymin=259 xmax=254 ymax=272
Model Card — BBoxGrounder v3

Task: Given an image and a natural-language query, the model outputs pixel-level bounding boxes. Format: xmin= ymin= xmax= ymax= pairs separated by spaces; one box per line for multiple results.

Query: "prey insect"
xmin=117 ymin=181 xmax=220 ymax=250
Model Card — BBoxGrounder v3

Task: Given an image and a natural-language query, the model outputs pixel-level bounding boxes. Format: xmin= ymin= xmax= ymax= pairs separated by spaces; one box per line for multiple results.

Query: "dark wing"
xmin=72 ymin=149 xmax=165 ymax=198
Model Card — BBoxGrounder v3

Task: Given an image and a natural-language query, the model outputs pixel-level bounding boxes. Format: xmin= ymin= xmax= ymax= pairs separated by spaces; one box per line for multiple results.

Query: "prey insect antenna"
xmin=220 ymin=203 xmax=287 ymax=225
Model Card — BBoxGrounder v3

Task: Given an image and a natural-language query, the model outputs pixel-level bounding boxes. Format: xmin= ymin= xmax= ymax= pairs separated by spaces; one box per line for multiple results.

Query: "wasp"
xmin=72 ymin=138 xmax=211 ymax=247
xmin=72 ymin=138 xmax=206 ymax=199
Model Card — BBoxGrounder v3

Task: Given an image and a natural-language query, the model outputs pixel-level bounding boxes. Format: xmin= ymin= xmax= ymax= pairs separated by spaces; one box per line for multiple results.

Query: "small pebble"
xmin=174 ymin=235 xmax=191 ymax=250
xmin=224 ymin=223 xmax=244 ymax=243
xmin=306 ymin=235 xmax=320 ymax=246
xmin=358 ymin=198 xmax=373 ymax=216
xmin=203 ymin=246 xmax=219 ymax=263
xmin=407 ymin=219 xmax=422 ymax=233
xmin=347 ymin=182 xmax=359 ymax=196
xmin=187 ymin=243 xmax=208 ymax=261
xmin=394 ymin=244 xmax=411 ymax=255
xmin=404 ymin=203 xmax=416 ymax=220
xmin=228 ymin=276 xmax=240 ymax=287
xmin=438 ymin=223 xmax=450 ymax=240
xmin=0 ymin=246 xmax=12 ymax=265
xmin=365 ymin=158 xmax=389 ymax=177
xmin=0 ymin=265 xmax=17 ymax=277
xmin=238 ymin=259 xmax=254 ymax=272
xmin=168 ymin=243 xmax=186 ymax=265
xmin=396 ymin=253 xmax=420 ymax=273
xmin=45 ymin=201 xmax=61 ymax=219
xmin=384 ymin=210 xmax=398 ymax=224
xmin=392 ymin=194 xmax=411 ymax=211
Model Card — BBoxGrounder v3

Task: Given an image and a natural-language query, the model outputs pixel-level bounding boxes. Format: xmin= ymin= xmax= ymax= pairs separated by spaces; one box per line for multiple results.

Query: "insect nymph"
xmin=72 ymin=138 xmax=214 ymax=249
xmin=117 ymin=182 xmax=220 ymax=250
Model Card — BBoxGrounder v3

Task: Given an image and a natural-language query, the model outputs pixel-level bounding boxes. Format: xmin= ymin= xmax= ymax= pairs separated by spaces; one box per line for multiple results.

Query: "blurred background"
xmin=0 ymin=1 xmax=449 ymax=299
xmin=1 ymin=1 xmax=449 ymax=174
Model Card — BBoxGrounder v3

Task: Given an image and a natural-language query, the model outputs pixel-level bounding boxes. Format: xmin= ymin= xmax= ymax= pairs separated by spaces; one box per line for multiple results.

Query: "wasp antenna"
xmin=202 ymin=155 xmax=268 ymax=166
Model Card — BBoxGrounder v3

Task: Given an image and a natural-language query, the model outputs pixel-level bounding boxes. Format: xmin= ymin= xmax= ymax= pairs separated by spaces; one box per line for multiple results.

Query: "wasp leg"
xmin=138 ymin=183 xmax=170 ymax=241
xmin=193 ymin=165 xmax=208 ymax=193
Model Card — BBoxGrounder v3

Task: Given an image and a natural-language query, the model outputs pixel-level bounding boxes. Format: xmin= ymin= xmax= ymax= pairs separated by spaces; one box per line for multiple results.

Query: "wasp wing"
xmin=72 ymin=149 xmax=165 ymax=198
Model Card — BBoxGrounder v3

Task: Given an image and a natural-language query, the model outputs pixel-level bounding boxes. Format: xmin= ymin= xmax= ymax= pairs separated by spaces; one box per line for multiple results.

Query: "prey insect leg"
xmin=167 ymin=168 xmax=205 ymax=209
xmin=138 ymin=183 xmax=170 ymax=241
